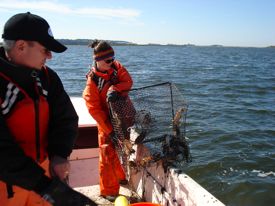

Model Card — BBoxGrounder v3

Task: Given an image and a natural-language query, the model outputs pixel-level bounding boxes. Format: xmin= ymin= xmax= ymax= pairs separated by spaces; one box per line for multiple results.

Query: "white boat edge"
xmin=129 ymin=144 xmax=225 ymax=206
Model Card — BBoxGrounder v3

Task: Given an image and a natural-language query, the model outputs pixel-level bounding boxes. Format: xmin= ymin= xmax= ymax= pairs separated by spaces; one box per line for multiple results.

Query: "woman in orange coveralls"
xmin=83 ymin=40 xmax=132 ymax=201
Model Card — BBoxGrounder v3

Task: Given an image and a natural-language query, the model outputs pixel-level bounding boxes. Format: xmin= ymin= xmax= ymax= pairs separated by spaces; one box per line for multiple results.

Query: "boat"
xmin=68 ymin=83 xmax=225 ymax=206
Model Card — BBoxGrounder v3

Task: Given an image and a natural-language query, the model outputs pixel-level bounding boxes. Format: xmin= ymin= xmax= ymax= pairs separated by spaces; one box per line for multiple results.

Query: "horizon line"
xmin=0 ymin=39 xmax=274 ymax=48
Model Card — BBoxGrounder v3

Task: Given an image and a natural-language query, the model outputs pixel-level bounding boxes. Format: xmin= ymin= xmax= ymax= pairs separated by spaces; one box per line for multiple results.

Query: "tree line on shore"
xmin=0 ymin=40 xmax=274 ymax=48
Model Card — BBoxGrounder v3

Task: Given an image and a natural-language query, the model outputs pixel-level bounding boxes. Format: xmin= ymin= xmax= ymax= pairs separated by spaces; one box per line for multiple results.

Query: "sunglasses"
xmin=104 ymin=58 xmax=115 ymax=64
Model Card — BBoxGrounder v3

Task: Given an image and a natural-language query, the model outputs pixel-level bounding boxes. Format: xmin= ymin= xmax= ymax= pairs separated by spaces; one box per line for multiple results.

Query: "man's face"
xmin=14 ymin=40 xmax=52 ymax=70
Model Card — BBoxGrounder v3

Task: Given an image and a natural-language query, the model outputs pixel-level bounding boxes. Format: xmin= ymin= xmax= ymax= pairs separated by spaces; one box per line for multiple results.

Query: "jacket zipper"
xmin=34 ymin=98 xmax=40 ymax=162
xmin=31 ymin=71 xmax=41 ymax=162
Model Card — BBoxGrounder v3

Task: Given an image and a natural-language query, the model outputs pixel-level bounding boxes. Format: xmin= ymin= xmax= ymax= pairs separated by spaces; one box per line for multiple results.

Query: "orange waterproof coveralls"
xmin=83 ymin=61 xmax=133 ymax=196
xmin=0 ymin=160 xmax=51 ymax=206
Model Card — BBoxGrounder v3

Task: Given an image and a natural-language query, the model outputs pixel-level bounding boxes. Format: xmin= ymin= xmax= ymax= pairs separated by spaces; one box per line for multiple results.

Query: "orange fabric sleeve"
xmin=83 ymin=78 xmax=113 ymax=135
xmin=111 ymin=62 xmax=133 ymax=93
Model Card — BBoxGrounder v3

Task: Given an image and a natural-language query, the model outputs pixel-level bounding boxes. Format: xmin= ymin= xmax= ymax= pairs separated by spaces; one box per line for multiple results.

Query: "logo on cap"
xmin=48 ymin=28 xmax=53 ymax=37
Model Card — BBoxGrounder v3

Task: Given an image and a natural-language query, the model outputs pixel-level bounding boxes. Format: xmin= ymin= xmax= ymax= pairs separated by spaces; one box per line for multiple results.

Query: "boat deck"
xmin=75 ymin=185 xmax=138 ymax=205
xmin=70 ymin=98 xmax=138 ymax=204
xmin=69 ymin=148 xmax=140 ymax=205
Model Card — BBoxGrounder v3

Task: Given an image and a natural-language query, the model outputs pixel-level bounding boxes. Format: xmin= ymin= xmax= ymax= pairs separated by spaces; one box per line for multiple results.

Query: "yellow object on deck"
xmin=115 ymin=196 xmax=129 ymax=206
xmin=130 ymin=203 xmax=161 ymax=206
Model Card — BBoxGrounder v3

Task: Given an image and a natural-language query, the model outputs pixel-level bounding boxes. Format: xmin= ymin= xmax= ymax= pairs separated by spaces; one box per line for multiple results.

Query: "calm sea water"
xmin=48 ymin=45 xmax=275 ymax=206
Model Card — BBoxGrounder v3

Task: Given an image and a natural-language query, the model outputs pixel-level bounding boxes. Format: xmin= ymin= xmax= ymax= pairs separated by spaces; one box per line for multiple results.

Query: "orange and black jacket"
xmin=0 ymin=47 xmax=78 ymax=192
xmin=83 ymin=61 xmax=133 ymax=135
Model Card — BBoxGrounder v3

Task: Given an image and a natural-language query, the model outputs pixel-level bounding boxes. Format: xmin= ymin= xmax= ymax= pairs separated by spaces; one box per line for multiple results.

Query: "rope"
xmin=130 ymin=82 xmax=171 ymax=91
xmin=139 ymin=163 xmax=179 ymax=205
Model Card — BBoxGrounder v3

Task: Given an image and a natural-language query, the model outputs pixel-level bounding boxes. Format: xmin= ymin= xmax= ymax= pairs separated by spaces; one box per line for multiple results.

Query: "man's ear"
xmin=15 ymin=40 xmax=27 ymax=52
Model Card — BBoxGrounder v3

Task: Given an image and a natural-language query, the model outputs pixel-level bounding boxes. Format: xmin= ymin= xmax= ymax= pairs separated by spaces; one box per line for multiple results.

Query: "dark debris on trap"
xmin=108 ymin=82 xmax=192 ymax=173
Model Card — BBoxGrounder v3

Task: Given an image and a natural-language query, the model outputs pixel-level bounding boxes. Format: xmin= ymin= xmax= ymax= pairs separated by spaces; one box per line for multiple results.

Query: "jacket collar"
xmin=92 ymin=65 xmax=114 ymax=81
xmin=0 ymin=47 xmax=46 ymax=98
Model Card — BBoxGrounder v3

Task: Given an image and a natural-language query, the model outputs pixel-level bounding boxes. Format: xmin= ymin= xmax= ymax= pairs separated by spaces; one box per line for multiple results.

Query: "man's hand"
xmin=49 ymin=155 xmax=70 ymax=182
xmin=41 ymin=178 xmax=97 ymax=206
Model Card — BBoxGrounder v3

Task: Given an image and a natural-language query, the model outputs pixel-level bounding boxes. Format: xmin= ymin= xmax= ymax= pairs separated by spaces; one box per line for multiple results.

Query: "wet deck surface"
xmin=75 ymin=184 xmax=140 ymax=205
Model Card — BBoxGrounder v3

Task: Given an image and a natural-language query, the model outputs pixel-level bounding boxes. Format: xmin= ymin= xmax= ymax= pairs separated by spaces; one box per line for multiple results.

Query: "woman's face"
xmin=96 ymin=57 xmax=115 ymax=72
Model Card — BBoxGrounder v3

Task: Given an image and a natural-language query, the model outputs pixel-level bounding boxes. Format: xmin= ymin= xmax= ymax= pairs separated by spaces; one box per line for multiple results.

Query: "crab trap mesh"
xmin=108 ymin=82 xmax=191 ymax=170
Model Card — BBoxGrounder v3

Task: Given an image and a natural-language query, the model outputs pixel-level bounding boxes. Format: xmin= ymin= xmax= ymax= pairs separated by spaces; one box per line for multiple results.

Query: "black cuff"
xmin=33 ymin=175 xmax=52 ymax=195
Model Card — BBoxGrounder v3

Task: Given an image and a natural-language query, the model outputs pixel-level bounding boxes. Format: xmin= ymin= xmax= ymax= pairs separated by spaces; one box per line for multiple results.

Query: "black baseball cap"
xmin=2 ymin=12 xmax=67 ymax=53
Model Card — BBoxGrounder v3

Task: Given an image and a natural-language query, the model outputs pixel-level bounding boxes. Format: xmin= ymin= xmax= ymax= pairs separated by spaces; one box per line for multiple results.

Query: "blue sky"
xmin=0 ymin=0 xmax=275 ymax=47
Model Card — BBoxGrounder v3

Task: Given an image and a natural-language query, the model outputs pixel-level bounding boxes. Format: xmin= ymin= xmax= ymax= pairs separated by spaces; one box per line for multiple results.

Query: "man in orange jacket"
xmin=83 ymin=40 xmax=133 ymax=201
xmin=0 ymin=12 xmax=96 ymax=206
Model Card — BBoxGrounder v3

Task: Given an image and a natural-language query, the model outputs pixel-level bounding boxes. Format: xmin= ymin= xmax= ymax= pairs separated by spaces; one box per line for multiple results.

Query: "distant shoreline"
xmin=0 ymin=39 xmax=274 ymax=48
xmin=57 ymin=39 xmax=275 ymax=48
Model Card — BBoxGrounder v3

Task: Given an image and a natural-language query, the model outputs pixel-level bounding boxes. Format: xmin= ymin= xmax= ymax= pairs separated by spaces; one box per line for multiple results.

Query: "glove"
xmin=41 ymin=178 xmax=97 ymax=206
xmin=49 ymin=155 xmax=70 ymax=182
xmin=106 ymin=90 xmax=119 ymax=102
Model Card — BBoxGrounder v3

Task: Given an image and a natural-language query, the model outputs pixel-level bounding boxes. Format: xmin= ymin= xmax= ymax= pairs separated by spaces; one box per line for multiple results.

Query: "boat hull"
xmin=129 ymin=144 xmax=225 ymax=206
